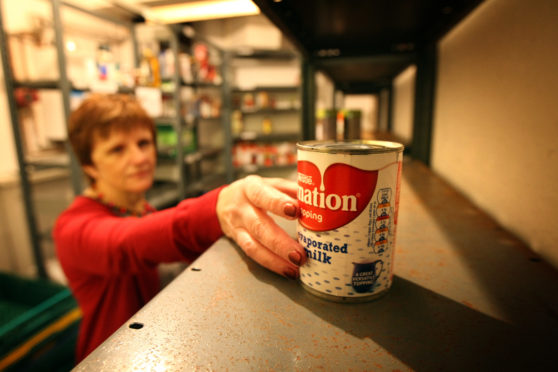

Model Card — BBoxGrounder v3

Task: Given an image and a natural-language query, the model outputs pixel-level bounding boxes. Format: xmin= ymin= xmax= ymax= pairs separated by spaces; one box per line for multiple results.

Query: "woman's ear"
xmin=82 ymin=165 xmax=98 ymax=181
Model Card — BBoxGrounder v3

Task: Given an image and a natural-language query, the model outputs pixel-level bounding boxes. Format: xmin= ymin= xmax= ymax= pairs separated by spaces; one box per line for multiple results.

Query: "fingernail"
xmin=284 ymin=267 xmax=299 ymax=280
xmin=284 ymin=203 xmax=297 ymax=218
xmin=288 ymin=251 xmax=301 ymax=266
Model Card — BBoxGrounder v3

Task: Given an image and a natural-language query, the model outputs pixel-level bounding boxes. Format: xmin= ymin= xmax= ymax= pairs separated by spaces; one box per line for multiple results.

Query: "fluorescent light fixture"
xmin=145 ymin=0 xmax=260 ymax=24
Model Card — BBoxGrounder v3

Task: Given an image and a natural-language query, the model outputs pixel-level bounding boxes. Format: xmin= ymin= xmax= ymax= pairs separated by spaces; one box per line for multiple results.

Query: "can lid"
xmin=297 ymin=140 xmax=404 ymax=154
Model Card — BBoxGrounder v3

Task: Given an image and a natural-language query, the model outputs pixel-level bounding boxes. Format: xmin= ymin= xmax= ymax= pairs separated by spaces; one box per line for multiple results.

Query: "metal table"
xmin=76 ymin=160 xmax=558 ymax=371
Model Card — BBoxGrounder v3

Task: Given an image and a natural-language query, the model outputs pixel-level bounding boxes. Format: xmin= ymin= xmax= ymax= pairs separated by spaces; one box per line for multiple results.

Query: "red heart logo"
xmin=298 ymin=161 xmax=378 ymax=231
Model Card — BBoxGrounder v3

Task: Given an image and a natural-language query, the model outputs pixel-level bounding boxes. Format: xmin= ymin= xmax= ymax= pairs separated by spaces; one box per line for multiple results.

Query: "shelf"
xmin=234 ymin=132 xmax=300 ymax=142
xmin=183 ymin=115 xmax=221 ymax=125
xmin=154 ymin=117 xmax=179 ymax=126
xmin=13 ymin=80 xmax=59 ymax=90
xmin=157 ymin=147 xmax=181 ymax=159
xmin=75 ymin=158 xmax=558 ymax=371
xmin=184 ymin=147 xmax=223 ymax=164
xmin=235 ymin=164 xmax=296 ymax=174
xmin=182 ymin=81 xmax=222 ymax=89
xmin=253 ymin=0 xmax=482 ymax=93
xmin=237 ymin=107 xmax=299 ymax=115
xmin=156 ymin=116 xmax=222 ymax=127
xmin=159 ymin=79 xmax=222 ymax=90
xmin=13 ymin=80 xmax=135 ymax=94
xmin=230 ymin=48 xmax=298 ymax=60
xmin=232 ymin=86 xmax=299 ymax=93
xmin=24 ymin=152 xmax=71 ymax=170
xmin=115 ymin=86 xmax=135 ymax=94
xmin=157 ymin=147 xmax=223 ymax=163
xmin=197 ymin=116 xmax=222 ymax=121
xmin=161 ymin=90 xmax=175 ymax=98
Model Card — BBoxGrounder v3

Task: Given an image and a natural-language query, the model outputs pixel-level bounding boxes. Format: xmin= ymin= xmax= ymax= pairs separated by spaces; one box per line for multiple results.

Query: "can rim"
xmin=297 ymin=140 xmax=404 ymax=154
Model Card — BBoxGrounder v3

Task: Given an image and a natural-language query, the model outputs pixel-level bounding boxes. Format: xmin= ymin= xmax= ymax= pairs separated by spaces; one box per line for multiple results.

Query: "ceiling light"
xmin=66 ymin=40 xmax=77 ymax=52
xmin=145 ymin=0 xmax=260 ymax=24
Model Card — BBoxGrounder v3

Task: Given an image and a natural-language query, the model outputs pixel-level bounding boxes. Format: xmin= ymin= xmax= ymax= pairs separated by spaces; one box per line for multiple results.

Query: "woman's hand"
xmin=216 ymin=175 xmax=306 ymax=279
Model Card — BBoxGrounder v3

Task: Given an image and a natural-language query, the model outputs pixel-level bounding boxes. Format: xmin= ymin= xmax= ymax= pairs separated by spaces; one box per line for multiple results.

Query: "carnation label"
xmin=297 ymin=140 xmax=404 ymax=302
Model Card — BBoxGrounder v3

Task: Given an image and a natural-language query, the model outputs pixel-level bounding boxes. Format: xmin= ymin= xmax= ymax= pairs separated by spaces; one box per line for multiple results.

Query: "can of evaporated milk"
xmin=296 ymin=140 xmax=404 ymax=302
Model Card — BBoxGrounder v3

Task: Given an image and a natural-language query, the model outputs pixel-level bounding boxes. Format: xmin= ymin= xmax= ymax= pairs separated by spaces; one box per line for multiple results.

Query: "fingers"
xmin=243 ymin=176 xmax=299 ymax=219
xmin=216 ymin=175 xmax=308 ymax=280
xmin=235 ymin=228 xmax=299 ymax=279
xmin=243 ymin=206 xmax=306 ymax=266
xmin=261 ymin=178 xmax=298 ymax=199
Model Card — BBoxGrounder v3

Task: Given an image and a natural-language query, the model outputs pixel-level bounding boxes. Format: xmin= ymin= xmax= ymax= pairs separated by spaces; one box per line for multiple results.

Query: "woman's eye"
xmin=109 ymin=145 xmax=124 ymax=154
xmin=138 ymin=139 xmax=153 ymax=148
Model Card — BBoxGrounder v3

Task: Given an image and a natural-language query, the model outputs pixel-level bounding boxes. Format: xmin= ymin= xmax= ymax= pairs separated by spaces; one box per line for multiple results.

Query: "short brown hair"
xmin=68 ymin=94 xmax=156 ymax=183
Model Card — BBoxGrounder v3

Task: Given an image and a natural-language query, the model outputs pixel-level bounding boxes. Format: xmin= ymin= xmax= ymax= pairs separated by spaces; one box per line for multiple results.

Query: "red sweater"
xmin=54 ymin=188 xmax=223 ymax=362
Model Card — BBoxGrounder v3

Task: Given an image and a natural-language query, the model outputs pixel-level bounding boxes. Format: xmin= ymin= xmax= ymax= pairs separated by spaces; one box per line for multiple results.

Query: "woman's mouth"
xmin=131 ymin=169 xmax=153 ymax=179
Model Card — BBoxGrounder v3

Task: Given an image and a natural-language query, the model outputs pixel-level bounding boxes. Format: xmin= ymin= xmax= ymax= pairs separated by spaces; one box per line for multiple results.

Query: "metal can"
xmin=319 ymin=109 xmax=338 ymax=140
xmin=343 ymin=110 xmax=361 ymax=140
xmin=296 ymin=140 xmax=404 ymax=302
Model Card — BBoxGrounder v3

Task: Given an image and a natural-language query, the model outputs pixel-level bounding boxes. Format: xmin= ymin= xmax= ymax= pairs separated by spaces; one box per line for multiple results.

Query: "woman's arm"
xmin=54 ymin=188 xmax=223 ymax=276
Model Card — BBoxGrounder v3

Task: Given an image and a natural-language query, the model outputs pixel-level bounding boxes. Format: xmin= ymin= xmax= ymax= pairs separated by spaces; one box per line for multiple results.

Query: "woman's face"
xmin=84 ymin=126 xmax=156 ymax=195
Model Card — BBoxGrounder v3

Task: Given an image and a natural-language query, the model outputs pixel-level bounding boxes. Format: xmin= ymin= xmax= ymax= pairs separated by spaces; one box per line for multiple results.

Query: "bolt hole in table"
xmin=76 ymin=159 xmax=558 ymax=371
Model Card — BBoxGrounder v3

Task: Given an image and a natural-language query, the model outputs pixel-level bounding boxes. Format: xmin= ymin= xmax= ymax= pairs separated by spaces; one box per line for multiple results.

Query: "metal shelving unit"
xmin=1 ymin=1 xmax=235 ymax=278
xmin=146 ymin=25 xmax=231 ymax=202
xmin=234 ymin=132 xmax=300 ymax=142
xmin=0 ymin=0 xmax=137 ymax=278
xmin=253 ymin=0 xmax=484 ymax=163
xmin=226 ymin=50 xmax=301 ymax=178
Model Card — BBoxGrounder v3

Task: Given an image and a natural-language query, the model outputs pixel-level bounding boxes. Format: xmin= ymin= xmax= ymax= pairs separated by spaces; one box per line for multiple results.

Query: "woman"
xmin=54 ymin=94 xmax=305 ymax=362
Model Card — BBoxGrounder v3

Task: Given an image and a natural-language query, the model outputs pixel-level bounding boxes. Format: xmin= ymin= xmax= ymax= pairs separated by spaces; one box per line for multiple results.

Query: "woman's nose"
xmin=129 ymin=144 xmax=148 ymax=163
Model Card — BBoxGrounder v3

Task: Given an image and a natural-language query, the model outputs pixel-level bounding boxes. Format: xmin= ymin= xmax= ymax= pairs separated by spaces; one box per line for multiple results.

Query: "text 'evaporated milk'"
xmin=297 ymin=140 xmax=404 ymax=302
